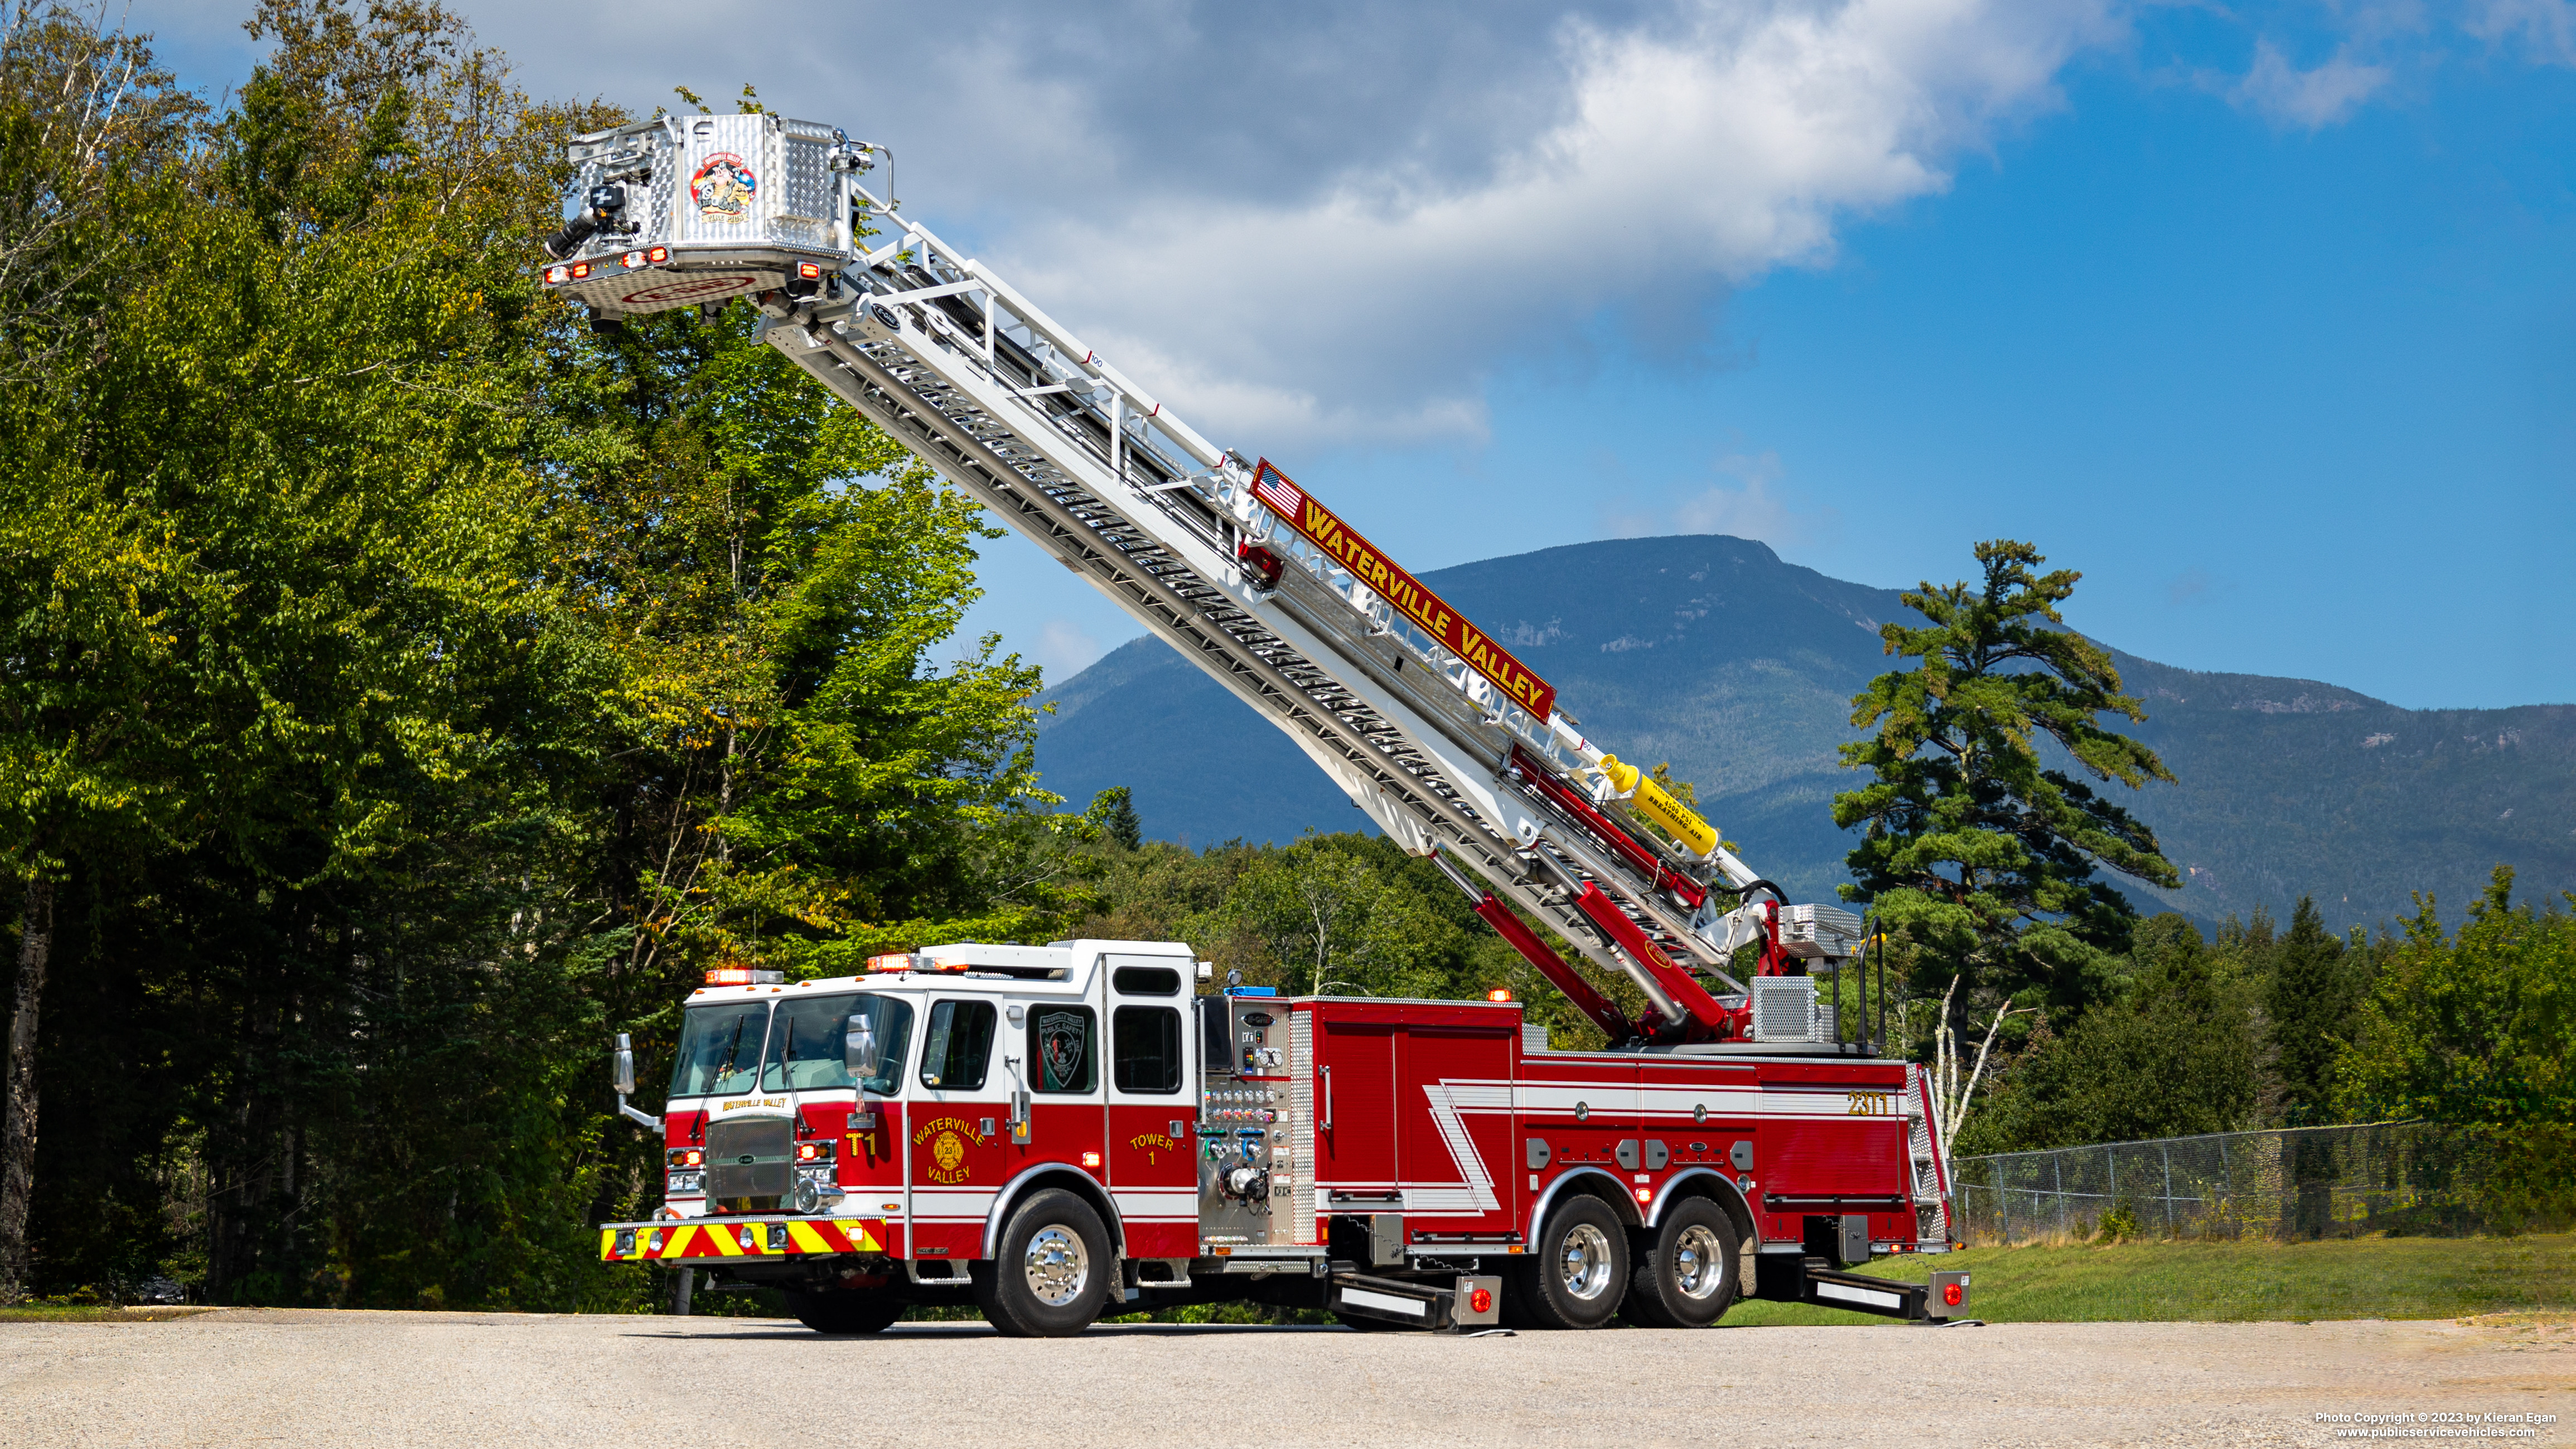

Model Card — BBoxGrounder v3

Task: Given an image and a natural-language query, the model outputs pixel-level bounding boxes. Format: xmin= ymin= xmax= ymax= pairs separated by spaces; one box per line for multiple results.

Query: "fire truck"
xmin=564 ymin=110 xmax=1969 ymax=1334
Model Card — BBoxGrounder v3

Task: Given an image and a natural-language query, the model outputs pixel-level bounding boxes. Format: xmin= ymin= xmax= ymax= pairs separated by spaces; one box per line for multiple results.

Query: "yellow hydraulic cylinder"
xmin=1597 ymin=755 xmax=1718 ymax=858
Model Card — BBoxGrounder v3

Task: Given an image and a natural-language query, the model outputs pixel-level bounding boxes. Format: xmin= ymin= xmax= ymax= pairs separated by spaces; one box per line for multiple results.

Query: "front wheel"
xmin=783 ymin=1288 xmax=905 ymax=1335
xmin=1622 ymin=1197 xmax=1739 ymax=1328
xmin=1514 ymin=1194 xmax=1629 ymax=1329
xmin=972 ymin=1187 xmax=1112 ymax=1337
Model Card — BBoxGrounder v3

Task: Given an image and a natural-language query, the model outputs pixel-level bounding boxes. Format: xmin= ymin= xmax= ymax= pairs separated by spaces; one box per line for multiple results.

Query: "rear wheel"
xmin=1514 ymin=1194 xmax=1629 ymax=1329
xmin=783 ymin=1288 xmax=905 ymax=1335
xmin=972 ymin=1187 xmax=1111 ymax=1337
xmin=1622 ymin=1198 xmax=1739 ymax=1329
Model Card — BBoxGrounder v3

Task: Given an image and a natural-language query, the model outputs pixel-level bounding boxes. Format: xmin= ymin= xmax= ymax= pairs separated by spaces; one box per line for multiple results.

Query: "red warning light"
xmin=1467 ymin=1287 xmax=1493 ymax=1315
xmin=1486 ymin=988 xmax=1514 ymax=1002
xmin=1943 ymin=1282 xmax=1964 ymax=1306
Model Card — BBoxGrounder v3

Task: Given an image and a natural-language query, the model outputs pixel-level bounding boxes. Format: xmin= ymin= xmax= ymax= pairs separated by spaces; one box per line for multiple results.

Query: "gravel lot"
xmin=3 ymin=1309 xmax=2569 ymax=1447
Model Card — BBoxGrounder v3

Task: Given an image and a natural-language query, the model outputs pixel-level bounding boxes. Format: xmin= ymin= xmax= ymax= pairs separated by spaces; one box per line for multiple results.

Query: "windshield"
xmin=669 ymin=1001 xmax=770 ymax=1099
xmin=842 ymin=993 xmax=914 ymax=1097
xmin=761 ymin=992 xmax=917 ymax=1093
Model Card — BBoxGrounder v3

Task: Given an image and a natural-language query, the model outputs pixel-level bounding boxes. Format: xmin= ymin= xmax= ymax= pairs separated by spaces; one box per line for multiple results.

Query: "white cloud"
xmin=1598 ymin=449 xmax=1838 ymax=546
xmin=2467 ymin=0 xmax=2576 ymax=64
xmin=983 ymin=0 xmax=2121 ymax=447
xmin=1031 ymin=618 xmax=1106 ymax=679
xmin=2232 ymin=38 xmax=2391 ymax=129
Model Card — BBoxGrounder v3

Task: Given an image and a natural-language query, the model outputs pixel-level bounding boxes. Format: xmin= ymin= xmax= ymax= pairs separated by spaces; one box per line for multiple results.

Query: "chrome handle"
xmin=1321 ymin=1064 xmax=1333 ymax=1131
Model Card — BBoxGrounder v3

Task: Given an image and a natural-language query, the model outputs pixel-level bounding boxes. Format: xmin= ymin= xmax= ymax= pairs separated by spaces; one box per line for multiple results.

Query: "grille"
xmin=704 ymin=1117 xmax=793 ymax=1202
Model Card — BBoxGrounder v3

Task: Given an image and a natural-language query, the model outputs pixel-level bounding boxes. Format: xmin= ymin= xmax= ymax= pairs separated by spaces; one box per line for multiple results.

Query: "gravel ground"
xmin=2 ymin=1310 xmax=2568 ymax=1447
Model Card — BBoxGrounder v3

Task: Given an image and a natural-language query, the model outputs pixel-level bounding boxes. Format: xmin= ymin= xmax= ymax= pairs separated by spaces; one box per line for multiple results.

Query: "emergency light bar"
xmin=703 ymin=967 xmax=785 ymax=986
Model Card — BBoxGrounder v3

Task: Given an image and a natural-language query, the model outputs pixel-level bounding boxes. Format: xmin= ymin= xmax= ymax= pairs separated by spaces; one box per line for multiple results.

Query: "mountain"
xmin=1031 ymin=535 xmax=2576 ymax=933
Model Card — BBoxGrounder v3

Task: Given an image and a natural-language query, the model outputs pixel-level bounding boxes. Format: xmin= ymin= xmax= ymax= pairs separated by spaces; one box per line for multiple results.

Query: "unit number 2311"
xmin=1846 ymin=1092 xmax=1894 ymax=1116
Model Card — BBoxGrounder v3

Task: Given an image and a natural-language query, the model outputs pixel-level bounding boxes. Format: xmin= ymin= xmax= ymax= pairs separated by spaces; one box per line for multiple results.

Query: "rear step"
xmin=1325 ymin=1270 xmax=1504 ymax=1332
xmin=1800 ymin=1260 xmax=1933 ymax=1321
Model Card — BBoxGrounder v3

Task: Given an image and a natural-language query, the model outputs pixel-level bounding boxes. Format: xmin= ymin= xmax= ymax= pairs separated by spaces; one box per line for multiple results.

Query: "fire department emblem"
xmin=912 ymin=1115 xmax=982 ymax=1185
xmin=690 ymin=151 xmax=756 ymax=221
xmin=1038 ymin=1011 xmax=1086 ymax=1088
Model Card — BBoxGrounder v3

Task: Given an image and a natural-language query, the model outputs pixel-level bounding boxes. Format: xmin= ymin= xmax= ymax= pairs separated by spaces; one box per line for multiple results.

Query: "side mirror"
xmin=845 ymin=1015 xmax=882 ymax=1080
xmin=611 ymin=1032 xmax=658 ymax=1132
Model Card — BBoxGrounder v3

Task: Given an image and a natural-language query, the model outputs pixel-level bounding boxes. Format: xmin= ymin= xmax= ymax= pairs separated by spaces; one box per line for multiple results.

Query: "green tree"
xmin=1963 ymin=915 xmax=2260 ymax=1153
xmin=1089 ymin=786 xmax=1143 ymax=853
xmin=1207 ymin=835 xmax=1468 ymax=998
xmin=2335 ymin=868 xmax=2573 ymax=1128
xmin=2268 ymin=896 xmax=2360 ymax=1127
xmin=2332 ymin=868 xmax=2573 ymax=1230
xmin=1833 ymin=540 xmax=2179 ymax=1149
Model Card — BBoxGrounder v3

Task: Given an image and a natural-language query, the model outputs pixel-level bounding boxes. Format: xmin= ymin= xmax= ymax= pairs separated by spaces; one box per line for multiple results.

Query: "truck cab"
xmin=608 ymin=940 xmax=1209 ymax=1333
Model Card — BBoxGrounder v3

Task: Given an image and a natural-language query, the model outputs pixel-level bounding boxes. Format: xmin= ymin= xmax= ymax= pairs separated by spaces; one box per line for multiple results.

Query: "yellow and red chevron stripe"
xmin=599 ymin=1218 xmax=884 ymax=1263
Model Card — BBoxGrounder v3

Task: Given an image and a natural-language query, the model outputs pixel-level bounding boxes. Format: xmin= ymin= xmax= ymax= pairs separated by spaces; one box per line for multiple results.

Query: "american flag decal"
xmin=1251 ymin=465 xmax=1303 ymax=519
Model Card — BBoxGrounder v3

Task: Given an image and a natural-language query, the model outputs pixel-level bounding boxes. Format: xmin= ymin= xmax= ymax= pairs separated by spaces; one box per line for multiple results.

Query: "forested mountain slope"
xmin=1033 ymin=535 xmax=2574 ymax=932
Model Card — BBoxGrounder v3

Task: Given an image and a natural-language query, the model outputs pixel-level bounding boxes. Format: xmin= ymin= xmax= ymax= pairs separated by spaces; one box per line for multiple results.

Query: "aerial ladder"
xmin=539 ymin=110 xmax=1883 ymax=1059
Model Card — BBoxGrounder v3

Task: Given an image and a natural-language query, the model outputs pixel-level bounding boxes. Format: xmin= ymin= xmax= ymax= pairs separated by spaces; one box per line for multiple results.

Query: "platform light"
xmin=622 ymin=250 xmax=645 ymax=268
xmin=543 ymin=264 xmax=569 ymax=284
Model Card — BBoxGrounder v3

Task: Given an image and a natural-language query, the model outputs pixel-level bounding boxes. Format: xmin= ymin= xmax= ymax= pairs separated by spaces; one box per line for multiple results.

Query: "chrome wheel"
xmin=1558 ymin=1221 xmax=1616 ymax=1302
xmin=1023 ymin=1224 xmax=1090 ymax=1308
xmin=1673 ymin=1224 xmax=1727 ymax=1300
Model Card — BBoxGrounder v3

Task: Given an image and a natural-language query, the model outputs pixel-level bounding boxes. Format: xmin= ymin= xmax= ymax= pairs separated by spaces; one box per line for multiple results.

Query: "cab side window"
xmin=1028 ymin=1004 xmax=1099 ymax=1093
xmin=919 ymin=1000 xmax=995 ymax=1091
xmin=1113 ymin=1007 xmax=1182 ymax=1094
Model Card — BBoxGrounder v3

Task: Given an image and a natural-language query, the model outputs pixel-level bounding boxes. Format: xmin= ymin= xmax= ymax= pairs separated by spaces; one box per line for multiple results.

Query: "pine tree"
xmin=1089 ymin=787 xmax=1143 ymax=853
xmin=1833 ymin=540 xmax=2180 ymax=1146
xmin=2267 ymin=897 xmax=2351 ymax=1127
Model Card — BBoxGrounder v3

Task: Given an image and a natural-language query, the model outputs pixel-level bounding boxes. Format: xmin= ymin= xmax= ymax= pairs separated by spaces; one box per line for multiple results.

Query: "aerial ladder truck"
xmin=564 ymin=110 xmax=1967 ymax=1335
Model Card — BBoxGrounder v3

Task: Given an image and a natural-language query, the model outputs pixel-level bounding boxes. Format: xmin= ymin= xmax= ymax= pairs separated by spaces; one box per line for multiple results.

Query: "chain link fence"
xmin=1948 ymin=1122 xmax=2527 ymax=1244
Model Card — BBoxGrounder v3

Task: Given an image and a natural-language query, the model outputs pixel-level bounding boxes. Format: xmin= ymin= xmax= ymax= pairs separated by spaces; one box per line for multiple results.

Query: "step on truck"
xmin=558 ymin=109 xmax=1968 ymax=1334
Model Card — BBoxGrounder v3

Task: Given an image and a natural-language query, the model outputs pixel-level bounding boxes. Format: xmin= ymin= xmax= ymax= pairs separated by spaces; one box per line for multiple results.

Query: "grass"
xmin=0 ymin=1305 xmax=225 ymax=1324
xmin=1722 ymin=1233 xmax=2576 ymax=1327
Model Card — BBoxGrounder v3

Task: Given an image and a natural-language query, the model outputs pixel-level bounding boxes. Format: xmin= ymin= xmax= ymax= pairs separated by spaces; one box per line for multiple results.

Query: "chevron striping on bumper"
xmin=597 ymin=1219 xmax=887 ymax=1262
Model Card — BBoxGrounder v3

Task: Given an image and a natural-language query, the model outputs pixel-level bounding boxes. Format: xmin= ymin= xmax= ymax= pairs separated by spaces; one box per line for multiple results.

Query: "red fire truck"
xmin=598 ymin=930 xmax=1963 ymax=1335
xmin=558 ymin=109 xmax=1970 ymax=1333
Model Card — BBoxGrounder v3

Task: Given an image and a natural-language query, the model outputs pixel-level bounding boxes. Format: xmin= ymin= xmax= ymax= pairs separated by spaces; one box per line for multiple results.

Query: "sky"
xmin=136 ymin=0 xmax=2576 ymax=710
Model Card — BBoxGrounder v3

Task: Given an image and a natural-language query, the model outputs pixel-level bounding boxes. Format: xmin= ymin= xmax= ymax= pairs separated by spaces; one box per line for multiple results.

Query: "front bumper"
xmin=600 ymin=1216 xmax=886 ymax=1264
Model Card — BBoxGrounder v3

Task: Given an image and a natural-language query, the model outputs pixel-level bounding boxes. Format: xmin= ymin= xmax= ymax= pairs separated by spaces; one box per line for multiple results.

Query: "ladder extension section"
xmin=537 ymin=113 xmax=1865 ymax=1047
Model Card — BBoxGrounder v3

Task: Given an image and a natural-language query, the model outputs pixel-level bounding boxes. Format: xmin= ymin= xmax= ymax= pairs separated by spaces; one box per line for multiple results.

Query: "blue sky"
xmin=142 ymin=1 xmax=2576 ymax=709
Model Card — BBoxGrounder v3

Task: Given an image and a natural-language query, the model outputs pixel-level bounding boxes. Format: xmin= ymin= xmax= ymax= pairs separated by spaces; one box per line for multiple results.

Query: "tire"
xmin=1622 ymin=1197 xmax=1740 ymax=1329
xmin=1514 ymin=1194 xmax=1630 ymax=1330
xmin=972 ymin=1187 xmax=1112 ymax=1337
xmin=783 ymin=1288 xmax=905 ymax=1335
